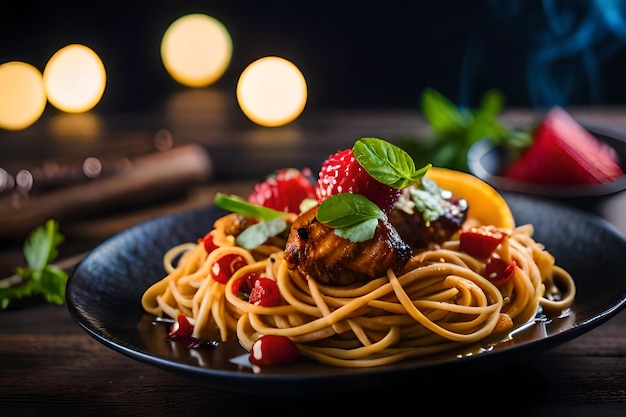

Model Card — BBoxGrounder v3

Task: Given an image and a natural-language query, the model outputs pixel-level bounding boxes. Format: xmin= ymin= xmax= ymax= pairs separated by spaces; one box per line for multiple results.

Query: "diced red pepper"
xmin=484 ymin=258 xmax=516 ymax=286
xmin=460 ymin=226 xmax=507 ymax=258
xmin=167 ymin=314 xmax=194 ymax=340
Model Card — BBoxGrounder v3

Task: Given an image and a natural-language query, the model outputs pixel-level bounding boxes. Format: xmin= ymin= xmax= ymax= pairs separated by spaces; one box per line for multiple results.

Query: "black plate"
xmin=467 ymin=124 xmax=626 ymax=198
xmin=66 ymin=195 xmax=626 ymax=396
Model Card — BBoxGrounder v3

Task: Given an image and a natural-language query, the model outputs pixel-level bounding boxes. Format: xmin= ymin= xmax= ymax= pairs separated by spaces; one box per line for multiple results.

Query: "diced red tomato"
xmin=484 ymin=258 xmax=516 ymax=286
xmin=211 ymin=253 xmax=248 ymax=284
xmin=167 ymin=314 xmax=194 ymax=340
xmin=249 ymin=277 xmax=282 ymax=306
xmin=231 ymin=271 xmax=260 ymax=296
xmin=166 ymin=314 xmax=219 ymax=349
xmin=200 ymin=232 xmax=219 ymax=253
xmin=249 ymin=334 xmax=301 ymax=366
xmin=459 ymin=225 xmax=507 ymax=258
xmin=232 ymin=272 xmax=283 ymax=306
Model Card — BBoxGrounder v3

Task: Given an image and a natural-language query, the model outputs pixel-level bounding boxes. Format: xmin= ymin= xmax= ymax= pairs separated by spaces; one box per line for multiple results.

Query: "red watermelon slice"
xmin=503 ymin=107 xmax=623 ymax=185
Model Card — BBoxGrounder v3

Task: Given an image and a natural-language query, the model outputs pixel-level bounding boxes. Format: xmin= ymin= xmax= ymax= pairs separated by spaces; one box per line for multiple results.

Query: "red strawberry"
xmin=247 ymin=168 xmax=316 ymax=214
xmin=503 ymin=107 xmax=623 ymax=185
xmin=316 ymin=148 xmax=401 ymax=213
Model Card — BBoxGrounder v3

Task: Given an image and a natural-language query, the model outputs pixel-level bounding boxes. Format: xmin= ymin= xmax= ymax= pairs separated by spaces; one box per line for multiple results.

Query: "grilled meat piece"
xmin=284 ymin=206 xmax=412 ymax=285
xmin=388 ymin=180 xmax=468 ymax=250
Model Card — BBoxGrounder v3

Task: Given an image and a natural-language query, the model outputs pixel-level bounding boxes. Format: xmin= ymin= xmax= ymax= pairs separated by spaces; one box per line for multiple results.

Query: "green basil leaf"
xmin=214 ymin=192 xmax=284 ymax=221
xmin=235 ymin=217 xmax=287 ymax=250
xmin=333 ymin=218 xmax=378 ymax=243
xmin=316 ymin=193 xmax=381 ymax=228
xmin=420 ymin=87 xmax=466 ymax=135
xmin=1 ymin=219 xmax=68 ymax=309
xmin=23 ymin=219 xmax=63 ymax=270
xmin=353 ymin=137 xmax=431 ymax=189
xmin=478 ymin=88 xmax=504 ymax=117
xmin=38 ymin=266 xmax=68 ymax=305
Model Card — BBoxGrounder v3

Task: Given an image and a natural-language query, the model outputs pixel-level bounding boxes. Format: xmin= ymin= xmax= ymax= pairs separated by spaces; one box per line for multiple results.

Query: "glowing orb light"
xmin=161 ymin=13 xmax=232 ymax=87
xmin=43 ymin=44 xmax=106 ymax=113
xmin=0 ymin=61 xmax=47 ymax=130
xmin=236 ymin=56 xmax=307 ymax=127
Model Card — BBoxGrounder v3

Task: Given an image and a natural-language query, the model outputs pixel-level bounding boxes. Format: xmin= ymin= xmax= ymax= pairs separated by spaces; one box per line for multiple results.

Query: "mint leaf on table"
xmin=0 ymin=219 xmax=69 ymax=309
xmin=400 ymin=87 xmax=531 ymax=173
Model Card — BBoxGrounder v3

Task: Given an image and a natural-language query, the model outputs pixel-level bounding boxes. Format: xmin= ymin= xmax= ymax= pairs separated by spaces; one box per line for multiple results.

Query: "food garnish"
xmin=0 ymin=219 xmax=68 ymax=309
xmin=317 ymin=138 xmax=430 ymax=214
xmin=315 ymin=193 xmax=381 ymax=242
xmin=425 ymin=167 xmax=515 ymax=229
xmin=315 ymin=137 xmax=431 ymax=241
xmin=215 ymin=192 xmax=285 ymax=221
xmin=401 ymin=87 xmax=531 ymax=173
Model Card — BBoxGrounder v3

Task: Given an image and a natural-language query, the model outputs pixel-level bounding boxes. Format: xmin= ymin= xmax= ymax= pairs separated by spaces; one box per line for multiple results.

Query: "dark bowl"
xmin=467 ymin=123 xmax=626 ymax=198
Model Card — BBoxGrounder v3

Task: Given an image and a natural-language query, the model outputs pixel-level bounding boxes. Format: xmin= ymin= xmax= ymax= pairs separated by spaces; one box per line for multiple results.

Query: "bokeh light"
xmin=236 ymin=56 xmax=308 ymax=127
xmin=0 ymin=61 xmax=47 ymax=130
xmin=161 ymin=13 xmax=232 ymax=87
xmin=47 ymin=113 xmax=103 ymax=142
xmin=43 ymin=44 xmax=107 ymax=113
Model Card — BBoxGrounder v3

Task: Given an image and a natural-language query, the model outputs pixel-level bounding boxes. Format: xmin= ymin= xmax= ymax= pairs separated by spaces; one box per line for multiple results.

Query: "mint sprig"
xmin=0 ymin=219 xmax=68 ymax=309
xmin=236 ymin=217 xmax=288 ymax=249
xmin=317 ymin=193 xmax=382 ymax=242
xmin=353 ymin=137 xmax=431 ymax=189
xmin=400 ymin=87 xmax=531 ymax=172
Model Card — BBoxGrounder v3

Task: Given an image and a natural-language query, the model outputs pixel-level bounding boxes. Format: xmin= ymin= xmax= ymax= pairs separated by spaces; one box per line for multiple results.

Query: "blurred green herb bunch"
xmin=401 ymin=87 xmax=531 ymax=173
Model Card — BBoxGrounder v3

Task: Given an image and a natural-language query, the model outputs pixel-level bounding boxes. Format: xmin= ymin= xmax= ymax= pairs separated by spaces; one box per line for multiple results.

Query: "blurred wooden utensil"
xmin=0 ymin=144 xmax=213 ymax=240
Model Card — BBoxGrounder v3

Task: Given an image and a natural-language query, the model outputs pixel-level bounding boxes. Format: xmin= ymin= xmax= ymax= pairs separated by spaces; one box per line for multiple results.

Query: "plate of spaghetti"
xmin=67 ymin=138 xmax=626 ymax=396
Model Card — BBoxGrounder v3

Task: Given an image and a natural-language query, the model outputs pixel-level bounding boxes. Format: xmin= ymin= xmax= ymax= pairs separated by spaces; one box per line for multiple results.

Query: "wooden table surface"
xmin=1 ymin=105 xmax=625 ymax=416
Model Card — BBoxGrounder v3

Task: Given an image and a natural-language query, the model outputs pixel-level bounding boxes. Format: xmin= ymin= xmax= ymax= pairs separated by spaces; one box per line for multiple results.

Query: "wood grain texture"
xmin=0 ymin=303 xmax=624 ymax=416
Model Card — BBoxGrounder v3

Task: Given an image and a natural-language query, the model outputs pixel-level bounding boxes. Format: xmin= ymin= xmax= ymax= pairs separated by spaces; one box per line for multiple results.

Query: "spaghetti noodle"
xmin=141 ymin=214 xmax=576 ymax=368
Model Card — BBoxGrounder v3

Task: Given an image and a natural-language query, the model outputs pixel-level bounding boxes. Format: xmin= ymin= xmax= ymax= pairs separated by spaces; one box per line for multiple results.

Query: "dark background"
xmin=3 ymin=0 xmax=626 ymax=114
